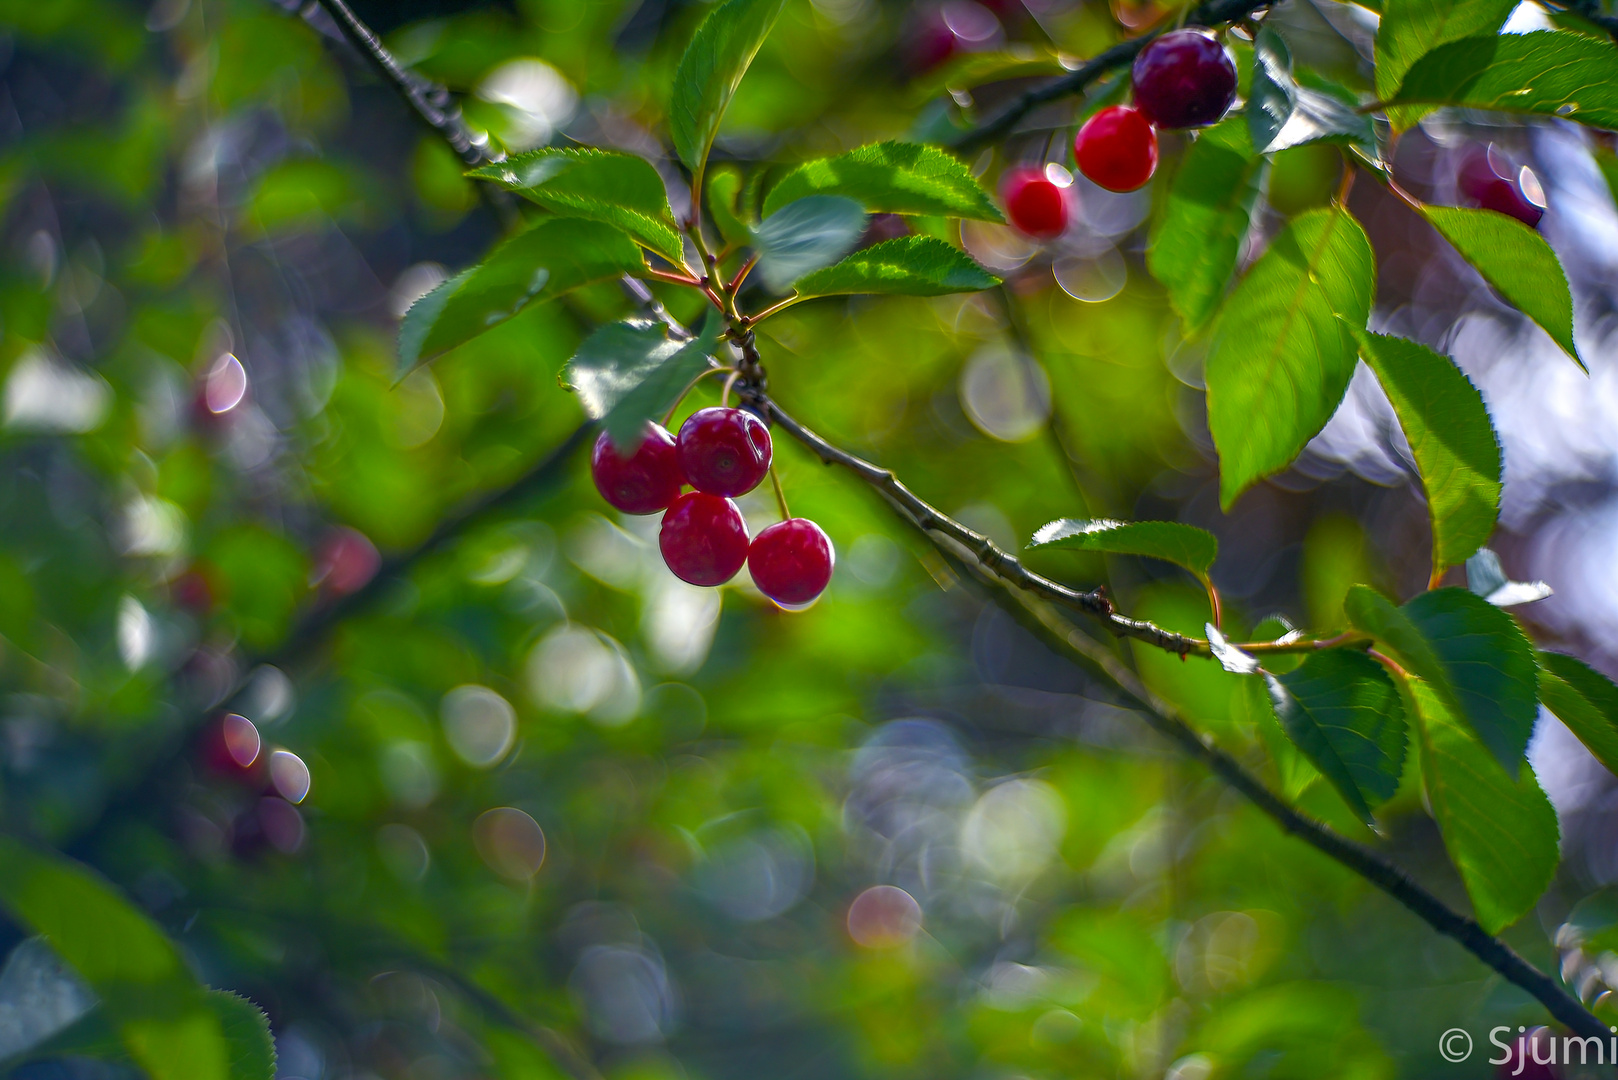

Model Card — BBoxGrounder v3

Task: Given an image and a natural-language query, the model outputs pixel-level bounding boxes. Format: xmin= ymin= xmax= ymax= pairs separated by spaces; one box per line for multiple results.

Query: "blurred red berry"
xmin=315 ymin=526 xmax=381 ymax=596
xmin=201 ymin=713 xmax=262 ymax=781
xmin=1494 ymin=1028 xmax=1559 ymax=1080
xmin=1001 ymin=166 xmax=1070 ymax=239
xmin=1459 ymin=146 xmax=1545 ymax=228
xmin=906 ymin=1 xmax=1003 ymax=73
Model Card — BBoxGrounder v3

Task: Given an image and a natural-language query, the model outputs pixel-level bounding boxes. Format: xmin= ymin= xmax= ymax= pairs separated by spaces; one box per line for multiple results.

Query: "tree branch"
xmin=764 ymin=394 xmax=1605 ymax=1040
xmin=949 ymin=0 xmax=1280 ymax=154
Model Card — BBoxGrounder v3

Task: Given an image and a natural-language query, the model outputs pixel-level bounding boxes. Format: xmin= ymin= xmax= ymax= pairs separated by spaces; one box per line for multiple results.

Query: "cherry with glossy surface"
xmin=1459 ymin=147 xmax=1545 ymax=228
xmin=677 ymin=407 xmax=772 ymax=497
xmin=1000 ymin=166 xmax=1069 ymax=239
xmin=749 ymin=518 xmax=835 ymax=607
xmin=1074 ymin=106 xmax=1158 ymax=193
xmin=1131 ymin=28 xmax=1237 ymax=129
xmin=591 ymin=423 xmax=685 ymax=514
xmin=660 ymin=492 xmax=750 ymax=587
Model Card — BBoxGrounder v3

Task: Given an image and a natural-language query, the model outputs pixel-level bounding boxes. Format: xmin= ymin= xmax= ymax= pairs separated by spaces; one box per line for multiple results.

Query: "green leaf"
xmin=564 ymin=311 xmax=723 ymax=450
xmin=1373 ymin=0 xmax=1517 ymax=131
xmin=1028 ymin=518 xmax=1218 ymax=584
xmin=1248 ymin=28 xmax=1375 ymax=153
xmin=1466 ymin=548 xmax=1551 ymax=607
xmin=466 ymin=148 xmax=685 ymax=266
xmin=706 ymin=164 xmax=753 ymax=248
xmin=761 ymin=141 xmax=1003 ymax=222
xmin=753 ymin=195 xmax=867 ymax=292
xmin=398 ymin=218 xmax=645 ymax=374
xmin=669 ymin=0 xmax=787 ymax=174
xmin=1409 ymin=677 xmax=1557 ymax=934
xmin=1352 ymin=330 xmax=1501 ymax=574
xmin=1206 ymin=206 xmax=1375 ymax=509
xmin=209 ymin=991 xmax=276 ymax=1080
xmin=793 ymin=236 xmax=999 ymax=298
xmin=1266 ymin=649 xmax=1406 ymax=824
xmin=0 ymin=839 xmax=229 ymax=1080
xmin=1538 ymin=651 xmax=1618 ymax=778
xmin=1148 ymin=118 xmax=1265 ymax=331
xmin=1420 ymin=205 xmax=1583 ymax=370
xmin=1343 ymin=585 xmax=1538 ymax=773
xmin=1388 ymin=30 xmax=1618 ymax=131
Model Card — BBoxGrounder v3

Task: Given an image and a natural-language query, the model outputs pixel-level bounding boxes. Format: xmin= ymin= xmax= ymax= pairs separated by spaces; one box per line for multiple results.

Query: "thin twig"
xmin=949 ymin=0 xmax=1280 ymax=154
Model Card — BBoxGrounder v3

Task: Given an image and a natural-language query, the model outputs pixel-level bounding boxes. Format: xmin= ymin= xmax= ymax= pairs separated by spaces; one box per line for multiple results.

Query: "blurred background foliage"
xmin=2 ymin=0 xmax=1618 ymax=1078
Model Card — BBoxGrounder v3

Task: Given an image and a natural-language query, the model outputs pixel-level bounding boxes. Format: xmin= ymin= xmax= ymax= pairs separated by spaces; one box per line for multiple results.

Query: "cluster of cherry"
xmin=591 ymin=407 xmax=835 ymax=608
xmin=999 ymin=28 xmax=1239 ymax=236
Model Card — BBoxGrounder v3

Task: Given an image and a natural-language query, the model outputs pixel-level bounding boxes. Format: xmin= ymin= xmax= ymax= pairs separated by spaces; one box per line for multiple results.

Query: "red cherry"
xmin=171 ymin=566 xmax=216 ymax=615
xmin=1130 ymin=28 xmax=1237 ymax=129
xmin=1000 ymin=166 xmax=1070 ymax=239
xmin=1494 ymin=1028 xmax=1559 ymax=1080
xmin=659 ymin=492 xmax=750 ymax=587
xmin=676 ymin=407 xmax=772 ymax=497
xmin=200 ymin=713 xmax=263 ymax=782
xmin=1459 ymin=147 xmax=1544 ymax=228
xmin=590 ymin=423 xmax=685 ymax=514
xmin=1074 ymin=106 xmax=1159 ymax=193
xmin=314 ymin=527 xmax=381 ymax=596
xmin=749 ymin=518 xmax=835 ymax=607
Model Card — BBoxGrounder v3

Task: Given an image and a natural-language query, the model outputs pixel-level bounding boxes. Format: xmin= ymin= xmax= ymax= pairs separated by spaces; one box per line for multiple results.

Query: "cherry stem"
xmin=661 ymin=366 xmax=734 ymax=426
xmin=1207 ymin=581 xmax=1223 ymax=631
xmin=727 ymin=254 xmax=759 ymax=294
xmin=645 ymin=267 xmax=703 ymax=288
xmin=720 ymin=369 xmax=741 ymax=409
xmin=747 ymin=295 xmax=803 ymax=325
xmin=769 ymin=464 xmax=791 ymax=521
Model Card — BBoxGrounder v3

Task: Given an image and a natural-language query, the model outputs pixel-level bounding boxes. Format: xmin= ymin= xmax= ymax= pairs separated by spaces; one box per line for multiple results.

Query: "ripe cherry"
xmin=1074 ymin=106 xmax=1158 ymax=193
xmin=591 ymin=423 xmax=685 ymax=514
xmin=1494 ymin=1028 xmax=1558 ymax=1080
xmin=1000 ymin=166 xmax=1069 ymax=239
xmin=677 ymin=407 xmax=772 ymax=497
xmin=749 ymin=518 xmax=835 ymax=607
xmin=1459 ymin=147 xmax=1545 ymax=228
xmin=1130 ymin=28 xmax=1238 ymax=129
xmin=906 ymin=1 xmax=1003 ymax=73
xmin=200 ymin=713 xmax=263 ymax=782
xmin=660 ymin=492 xmax=750 ymax=587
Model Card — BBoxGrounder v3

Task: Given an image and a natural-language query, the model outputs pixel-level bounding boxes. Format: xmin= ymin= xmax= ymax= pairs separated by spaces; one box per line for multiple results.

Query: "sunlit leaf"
xmin=1409 ymin=678 xmax=1557 ymax=934
xmin=0 ymin=840 xmax=229 ymax=1080
xmin=1373 ymin=0 xmax=1517 ymax=130
xmin=762 ymin=141 xmax=1002 ymax=222
xmin=466 ymin=148 xmax=685 ymax=265
xmin=1266 ymin=648 xmax=1406 ymax=823
xmin=1248 ymin=28 xmax=1374 ymax=153
xmin=753 ymin=195 xmax=867 ymax=292
xmin=1388 ymin=30 xmax=1618 ymax=131
xmin=669 ymin=0 xmax=788 ymax=174
xmin=1147 ymin=118 xmax=1265 ymax=331
xmin=1420 ymin=205 xmax=1582 ymax=370
xmin=1344 ymin=585 xmax=1538 ymax=773
xmin=793 ymin=236 xmax=998 ymax=298
xmin=1353 ymin=331 xmax=1501 ymax=574
xmin=1466 ymin=548 xmax=1551 ymax=607
xmin=398 ymin=218 xmax=645 ymax=374
xmin=1206 ymin=206 xmax=1375 ymax=509
xmin=564 ymin=312 xmax=723 ymax=450
xmin=1029 ymin=518 xmax=1218 ymax=583
xmin=1538 ymin=651 xmax=1618 ymax=778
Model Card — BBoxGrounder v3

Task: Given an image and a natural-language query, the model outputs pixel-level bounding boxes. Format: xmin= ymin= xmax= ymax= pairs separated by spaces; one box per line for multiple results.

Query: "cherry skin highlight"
xmin=1130 ymin=28 xmax=1237 ymax=129
xmin=591 ymin=423 xmax=685 ymax=515
xmin=1074 ymin=106 xmax=1158 ymax=193
xmin=659 ymin=492 xmax=750 ymax=587
xmin=677 ymin=407 xmax=773 ymax=497
xmin=1000 ymin=166 xmax=1069 ymax=239
xmin=749 ymin=518 xmax=835 ymax=607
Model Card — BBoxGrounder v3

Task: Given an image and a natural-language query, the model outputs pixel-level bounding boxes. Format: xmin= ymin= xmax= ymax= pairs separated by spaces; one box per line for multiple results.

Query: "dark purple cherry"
xmin=676 ymin=407 xmax=772 ymax=497
xmin=591 ymin=424 xmax=685 ymax=515
xmin=749 ymin=518 xmax=835 ymax=607
xmin=660 ymin=492 xmax=750 ymax=587
xmin=1459 ymin=146 xmax=1545 ymax=228
xmin=1130 ymin=28 xmax=1237 ymax=129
